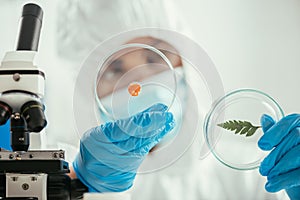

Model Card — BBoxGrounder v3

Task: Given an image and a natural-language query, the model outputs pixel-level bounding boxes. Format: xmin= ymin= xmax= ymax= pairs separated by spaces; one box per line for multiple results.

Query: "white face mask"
xmin=97 ymin=67 xmax=187 ymax=147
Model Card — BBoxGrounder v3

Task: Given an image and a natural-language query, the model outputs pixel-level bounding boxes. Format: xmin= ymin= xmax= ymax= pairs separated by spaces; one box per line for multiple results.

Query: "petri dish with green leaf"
xmin=203 ymin=88 xmax=284 ymax=170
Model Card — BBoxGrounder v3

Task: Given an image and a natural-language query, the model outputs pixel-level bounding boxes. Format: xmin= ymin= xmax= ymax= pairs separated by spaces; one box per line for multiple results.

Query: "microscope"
xmin=0 ymin=3 xmax=87 ymax=200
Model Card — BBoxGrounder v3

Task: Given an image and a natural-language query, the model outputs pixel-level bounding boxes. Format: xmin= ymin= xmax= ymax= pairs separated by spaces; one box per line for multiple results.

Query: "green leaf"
xmin=246 ymin=127 xmax=259 ymax=137
xmin=240 ymin=126 xmax=251 ymax=135
xmin=217 ymin=120 xmax=261 ymax=137
xmin=235 ymin=125 xmax=243 ymax=134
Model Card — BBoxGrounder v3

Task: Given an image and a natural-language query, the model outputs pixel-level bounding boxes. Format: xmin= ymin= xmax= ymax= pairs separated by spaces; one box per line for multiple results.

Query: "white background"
xmin=0 ymin=1 xmax=297 ymax=199
xmin=178 ymin=0 xmax=300 ymax=114
xmin=0 ymin=0 xmax=299 ymax=115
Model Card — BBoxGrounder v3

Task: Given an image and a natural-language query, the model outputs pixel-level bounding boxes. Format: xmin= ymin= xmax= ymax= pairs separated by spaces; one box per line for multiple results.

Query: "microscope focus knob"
xmin=0 ymin=102 xmax=12 ymax=125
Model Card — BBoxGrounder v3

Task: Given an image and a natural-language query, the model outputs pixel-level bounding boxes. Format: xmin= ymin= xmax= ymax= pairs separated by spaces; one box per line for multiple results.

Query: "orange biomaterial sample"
xmin=128 ymin=82 xmax=141 ymax=96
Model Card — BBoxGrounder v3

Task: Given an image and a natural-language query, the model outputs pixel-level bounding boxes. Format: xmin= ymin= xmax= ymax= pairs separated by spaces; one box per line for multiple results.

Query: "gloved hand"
xmin=258 ymin=114 xmax=300 ymax=200
xmin=73 ymin=103 xmax=175 ymax=192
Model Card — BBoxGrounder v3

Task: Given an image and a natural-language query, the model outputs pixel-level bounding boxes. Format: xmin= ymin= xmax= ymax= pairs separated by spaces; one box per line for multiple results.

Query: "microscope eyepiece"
xmin=21 ymin=101 xmax=47 ymax=133
xmin=0 ymin=101 xmax=12 ymax=125
xmin=16 ymin=3 xmax=43 ymax=51
xmin=22 ymin=3 xmax=43 ymax=21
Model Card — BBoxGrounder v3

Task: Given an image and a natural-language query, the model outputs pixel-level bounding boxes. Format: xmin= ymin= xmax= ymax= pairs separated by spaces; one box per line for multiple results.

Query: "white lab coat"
xmin=43 ymin=1 xmax=289 ymax=199
xmin=0 ymin=1 xmax=291 ymax=200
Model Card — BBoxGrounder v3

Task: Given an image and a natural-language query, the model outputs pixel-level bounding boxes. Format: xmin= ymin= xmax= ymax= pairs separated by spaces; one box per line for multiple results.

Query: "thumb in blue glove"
xmin=73 ymin=103 xmax=175 ymax=193
xmin=258 ymin=114 xmax=300 ymax=200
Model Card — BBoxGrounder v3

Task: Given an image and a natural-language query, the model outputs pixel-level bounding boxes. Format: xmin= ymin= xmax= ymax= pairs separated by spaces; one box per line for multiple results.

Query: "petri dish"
xmin=204 ymin=89 xmax=284 ymax=170
xmin=73 ymin=28 xmax=224 ymax=173
xmin=95 ymin=43 xmax=177 ymax=120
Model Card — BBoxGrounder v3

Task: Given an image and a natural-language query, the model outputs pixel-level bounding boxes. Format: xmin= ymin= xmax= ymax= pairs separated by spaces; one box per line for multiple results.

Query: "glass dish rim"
xmin=94 ymin=43 xmax=177 ymax=121
xmin=203 ymin=88 xmax=285 ymax=170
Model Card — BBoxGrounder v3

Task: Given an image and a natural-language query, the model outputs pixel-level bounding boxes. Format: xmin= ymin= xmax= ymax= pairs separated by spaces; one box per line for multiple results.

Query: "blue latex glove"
xmin=0 ymin=120 xmax=11 ymax=150
xmin=73 ymin=103 xmax=175 ymax=192
xmin=258 ymin=114 xmax=300 ymax=200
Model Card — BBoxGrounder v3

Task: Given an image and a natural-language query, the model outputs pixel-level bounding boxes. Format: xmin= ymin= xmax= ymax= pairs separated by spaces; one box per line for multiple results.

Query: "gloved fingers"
xmin=141 ymin=103 xmax=168 ymax=113
xmin=79 ymin=141 xmax=144 ymax=173
xmin=258 ymin=114 xmax=300 ymax=151
xmin=265 ymin=167 xmax=300 ymax=193
xmin=80 ymin=128 xmax=144 ymax=165
xmin=80 ymin=124 xmax=131 ymax=145
xmin=132 ymin=116 xmax=175 ymax=154
xmin=116 ymin=115 xmax=175 ymax=153
xmin=260 ymin=114 xmax=276 ymax=133
xmin=73 ymin=146 xmax=136 ymax=192
xmin=267 ymin=144 xmax=300 ymax=180
xmin=90 ymin=172 xmax=136 ymax=192
xmin=100 ymin=123 xmax=131 ymax=142
xmin=260 ymin=128 xmax=300 ymax=176
xmin=97 ymin=103 xmax=169 ymax=142
xmin=78 ymin=114 xmax=174 ymax=173
xmin=90 ymin=112 xmax=170 ymax=143
xmin=286 ymin=186 xmax=300 ymax=200
xmin=113 ymin=111 xmax=174 ymax=138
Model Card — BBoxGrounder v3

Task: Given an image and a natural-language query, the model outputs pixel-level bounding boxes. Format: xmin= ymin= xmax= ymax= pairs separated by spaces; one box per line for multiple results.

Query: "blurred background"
xmin=0 ymin=0 xmax=299 ymax=155
xmin=0 ymin=0 xmax=299 ymax=153
xmin=0 ymin=0 xmax=299 ymax=114
xmin=0 ymin=1 xmax=298 ymax=199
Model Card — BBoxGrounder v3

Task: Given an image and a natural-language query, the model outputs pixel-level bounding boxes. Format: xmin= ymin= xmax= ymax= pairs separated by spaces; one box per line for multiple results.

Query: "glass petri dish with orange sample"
xmin=95 ymin=43 xmax=177 ymax=120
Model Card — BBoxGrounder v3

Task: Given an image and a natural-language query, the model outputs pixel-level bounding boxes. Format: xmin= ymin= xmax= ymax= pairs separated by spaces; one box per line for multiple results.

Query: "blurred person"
xmin=0 ymin=1 xmax=298 ymax=200
xmin=68 ymin=30 xmax=297 ymax=199
xmin=53 ymin=1 xmax=298 ymax=199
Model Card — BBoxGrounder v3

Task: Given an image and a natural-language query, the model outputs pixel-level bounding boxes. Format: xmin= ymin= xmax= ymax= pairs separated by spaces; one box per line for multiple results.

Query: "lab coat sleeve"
xmin=83 ymin=191 xmax=131 ymax=200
